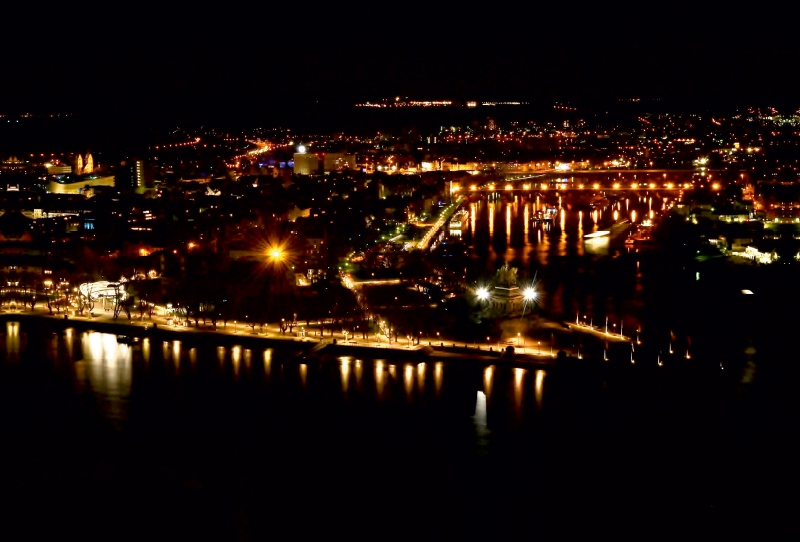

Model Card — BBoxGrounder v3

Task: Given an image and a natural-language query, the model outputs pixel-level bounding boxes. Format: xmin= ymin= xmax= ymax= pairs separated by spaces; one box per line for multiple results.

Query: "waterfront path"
xmin=0 ymin=304 xmax=630 ymax=366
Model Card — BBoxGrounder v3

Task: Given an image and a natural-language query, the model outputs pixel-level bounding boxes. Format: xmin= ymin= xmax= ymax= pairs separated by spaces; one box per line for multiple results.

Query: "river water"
xmin=0 ymin=314 xmax=794 ymax=539
xmin=437 ymin=174 xmax=760 ymax=365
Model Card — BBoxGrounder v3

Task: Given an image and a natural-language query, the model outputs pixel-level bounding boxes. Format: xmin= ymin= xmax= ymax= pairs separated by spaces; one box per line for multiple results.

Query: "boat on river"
xmin=448 ymin=209 xmax=469 ymax=230
xmin=583 ymin=230 xmax=610 ymax=239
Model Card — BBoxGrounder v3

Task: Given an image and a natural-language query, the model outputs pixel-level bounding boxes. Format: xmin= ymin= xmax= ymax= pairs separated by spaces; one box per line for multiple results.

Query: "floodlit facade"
xmin=293 ymin=153 xmax=319 ymax=175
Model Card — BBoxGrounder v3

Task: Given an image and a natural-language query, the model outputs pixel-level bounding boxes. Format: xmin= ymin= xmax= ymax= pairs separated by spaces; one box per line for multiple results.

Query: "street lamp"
xmin=521 ymin=287 xmax=537 ymax=319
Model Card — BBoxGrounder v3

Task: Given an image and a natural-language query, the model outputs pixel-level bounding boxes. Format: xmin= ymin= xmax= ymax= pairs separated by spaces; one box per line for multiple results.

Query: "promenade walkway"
xmin=0 ymin=304 xmax=624 ymax=365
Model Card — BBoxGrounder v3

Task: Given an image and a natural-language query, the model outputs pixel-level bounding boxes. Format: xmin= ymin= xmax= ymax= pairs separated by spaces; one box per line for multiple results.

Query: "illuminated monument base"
xmin=483 ymin=263 xmax=525 ymax=318
xmin=488 ymin=286 xmax=524 ymax=317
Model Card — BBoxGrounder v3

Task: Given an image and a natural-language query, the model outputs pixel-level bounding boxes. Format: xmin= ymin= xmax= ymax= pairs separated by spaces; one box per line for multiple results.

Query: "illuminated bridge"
xmin=453 ymin=170 xmax=721 ymax=193
xmin=457 ymin=180 xmax=700 ymax=193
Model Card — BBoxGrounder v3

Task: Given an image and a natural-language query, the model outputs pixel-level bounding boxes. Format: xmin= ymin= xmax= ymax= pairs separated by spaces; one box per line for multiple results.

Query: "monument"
xmin=487 ymin=262 xmax=525 ymax=317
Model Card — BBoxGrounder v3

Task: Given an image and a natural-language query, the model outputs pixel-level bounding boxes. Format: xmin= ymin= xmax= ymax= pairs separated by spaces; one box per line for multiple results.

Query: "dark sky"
xmin=2 ymin=7 xmax=798 ymax=124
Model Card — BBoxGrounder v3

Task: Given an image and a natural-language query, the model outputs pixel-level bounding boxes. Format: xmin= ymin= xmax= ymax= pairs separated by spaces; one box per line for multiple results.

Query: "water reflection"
xmin=535 ymin=370 xmax=545 ymax=410
xmin=0 ymin=323 xmax=564 ymax=446
xmin=483 ymin=365 xmax=494 ymax=399
xmin=375 ymin=360 xmax=386 ymax=398
xmin=244 ymin=348 xmax=252 ymax=372
xmin=403 ymin=363 xmax=414 ymax=401
xmin=232 ymin=345 xmax=241 ymax=378
xmin=299 ymin=363 xmax=307 ymax=388
xmin=172 ymin=340 xmax=181 ymax=370
xmin=513 ymin=368 xmax=525 ymax=417
xmin=340 ymin=357 xmax=351 ymax=393
xmin=78 ymin=331 xmax=132 ymax=430
xmin=355 ymin=360 xmax=363 ymax=391
xmin=6 ymin=321 xmax=20 ymax=360
xmin=264 ymin=349 xmax=272 ymax=381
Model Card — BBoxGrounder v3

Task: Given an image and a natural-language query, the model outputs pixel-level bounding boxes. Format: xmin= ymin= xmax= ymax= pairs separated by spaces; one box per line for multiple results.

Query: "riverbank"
xmin=0 ymin=309 xmax=569 ymax=369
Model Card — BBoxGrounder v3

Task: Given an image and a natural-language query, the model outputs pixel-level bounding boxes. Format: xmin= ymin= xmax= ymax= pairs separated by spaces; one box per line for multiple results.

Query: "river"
xmin=0 ymin=311 xmax=794 ymax=538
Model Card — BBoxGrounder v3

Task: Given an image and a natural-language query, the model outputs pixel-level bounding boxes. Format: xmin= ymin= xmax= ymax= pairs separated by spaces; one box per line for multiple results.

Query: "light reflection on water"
xmin=461 ymin=190 xmax=667 ymax=273
xmin=340 ymin=356 xmax=351 ymax=393
xmin=299 ymin=363 xmax=307 ymax=387
xmin=375 ymin=360 xmax=386 ymax=398
xmin=535 ymin=370 xmax=546 ymax=410
xmin=77 ymin=331 xmax=133 ymax=430
xmin=513 ymin=368 xmax=525 ymax=417
xmin=2 ymin=325 xmax=557 ymax=438
xmin=264 ymin=349 xmax=272 ymax=380
xmin=232 ymin=345 xmax=242 ymax=378
xmin=6 ymin=322 xmax=20 ymax=360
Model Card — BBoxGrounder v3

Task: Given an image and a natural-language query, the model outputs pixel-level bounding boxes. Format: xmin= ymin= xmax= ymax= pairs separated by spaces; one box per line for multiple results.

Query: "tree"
xmin=111 ymin=283 xmax=131 ymax=320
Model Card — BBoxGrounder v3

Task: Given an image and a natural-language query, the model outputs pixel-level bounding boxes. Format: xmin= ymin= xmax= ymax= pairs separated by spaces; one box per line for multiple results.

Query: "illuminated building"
xmin=73 ymin=153 xmax=94 ymax=174
xmin=293 ymin=153 xmax=319 ymax=176
xmin=46 ymin=164 xmax=72 ymax=175
xmin=48 ymin=175 xmax=115 ymax=195
xmin=115 ymin=158 xmax=151 ymax=193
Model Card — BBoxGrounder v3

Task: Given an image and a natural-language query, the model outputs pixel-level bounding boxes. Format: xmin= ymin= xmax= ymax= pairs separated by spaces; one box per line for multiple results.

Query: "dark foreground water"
xmin=0 ymin=318 xmax=796 ymax=540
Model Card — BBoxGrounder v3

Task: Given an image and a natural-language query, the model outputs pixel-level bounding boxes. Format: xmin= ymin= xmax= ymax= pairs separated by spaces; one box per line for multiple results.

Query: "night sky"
xmin=2 ymin=8 xmax=798 ymax=123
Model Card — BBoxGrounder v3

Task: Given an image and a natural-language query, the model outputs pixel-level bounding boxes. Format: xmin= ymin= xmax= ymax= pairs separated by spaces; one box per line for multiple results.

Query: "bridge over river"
xmin=457 ymin=168 xmax=717 ymax=193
